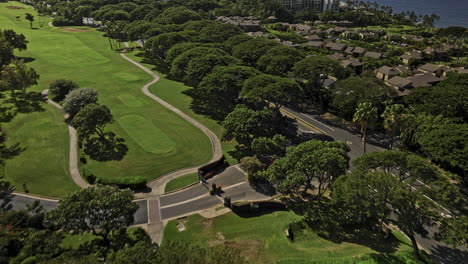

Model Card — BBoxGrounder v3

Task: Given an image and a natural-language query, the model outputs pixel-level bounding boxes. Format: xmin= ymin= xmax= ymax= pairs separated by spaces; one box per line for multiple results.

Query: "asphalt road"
xmin=10 ymin=193 xmax=149 ymax=226
xmin=282 ymin=107 xmax=468 ymax=264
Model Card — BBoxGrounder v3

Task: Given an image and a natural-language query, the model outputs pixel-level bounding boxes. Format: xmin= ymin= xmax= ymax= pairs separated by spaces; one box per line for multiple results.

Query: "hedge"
xmin=52 ymin=16 xmax=78 ymax=26
xmin=96 ymin=176 xmax=147 ymax=190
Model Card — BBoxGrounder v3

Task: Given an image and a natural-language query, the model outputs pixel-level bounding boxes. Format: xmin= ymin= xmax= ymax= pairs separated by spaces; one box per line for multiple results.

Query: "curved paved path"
xmin=41 ymin=90 xmax=90 ymax=189
xmin=119 ymin=45 xmax=223 ymax=197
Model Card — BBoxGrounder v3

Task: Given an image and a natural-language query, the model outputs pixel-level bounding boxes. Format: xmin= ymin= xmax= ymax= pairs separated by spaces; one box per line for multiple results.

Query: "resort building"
xmin=277 ymin=0 xmax=339 ymax=12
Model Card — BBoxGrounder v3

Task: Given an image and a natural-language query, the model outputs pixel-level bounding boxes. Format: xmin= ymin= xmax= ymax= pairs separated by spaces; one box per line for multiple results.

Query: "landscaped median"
xmin=0 ymin=3 xmax=213 ymax=197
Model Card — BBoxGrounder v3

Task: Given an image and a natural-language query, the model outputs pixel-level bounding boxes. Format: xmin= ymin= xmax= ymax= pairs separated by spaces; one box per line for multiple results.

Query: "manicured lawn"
xmin=2 ymin=103 xmax=80 ymax=197
xmin=0 ymin=2 xmax=212 ymax=196
xmin=125 ymin=52 xmax=238 ymax=165
xmin=164 ymin=211 xmax=419 ymax=264
xmin=164 ymin=172 xmax=199 ymax=193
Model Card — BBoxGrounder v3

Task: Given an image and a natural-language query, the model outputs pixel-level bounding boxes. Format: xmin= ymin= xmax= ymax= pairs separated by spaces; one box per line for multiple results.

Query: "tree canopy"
xmin=404 ymin=73 xmax=468 ymax=122
xmin=47 ymin=185 xmax=138 ymax=244
xmin=332 ymin=76 xmax=394 ymax=120
xmin=264 ymin=140 xmax=349 ymax=196
xmin=62 ymin=87 xmax=98 ymax=117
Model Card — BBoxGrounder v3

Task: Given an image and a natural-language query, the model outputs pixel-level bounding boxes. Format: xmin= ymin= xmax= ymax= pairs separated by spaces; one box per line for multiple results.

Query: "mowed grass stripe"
xmin=3 ymin=105 xmax=79 ymax=197
xmin=118 ymin=114 xmax=176 ymax=154
xmin=1 ymin=2 xmax=212 ymax=195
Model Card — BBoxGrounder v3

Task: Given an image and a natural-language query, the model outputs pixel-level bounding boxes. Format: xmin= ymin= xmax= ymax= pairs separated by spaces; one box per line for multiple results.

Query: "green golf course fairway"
xmin=125 ymin=52 xmax=238 ymax=165
xmin=164 ymin=212 xmax=418 ymax=264
xmin=0 ymin=2 xmax=212 ymax=196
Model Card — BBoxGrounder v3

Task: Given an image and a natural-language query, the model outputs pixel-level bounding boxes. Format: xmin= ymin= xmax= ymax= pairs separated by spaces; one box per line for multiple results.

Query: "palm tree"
xmin=25 ymin=13 xmax=34 ymax=29
xmin=353 ymin=102 xmax=377 ymax=153
xmin=382 ymin=104 xmax=406 ymax=149
xmin=381 ymin=104 xmax=406 ymax=149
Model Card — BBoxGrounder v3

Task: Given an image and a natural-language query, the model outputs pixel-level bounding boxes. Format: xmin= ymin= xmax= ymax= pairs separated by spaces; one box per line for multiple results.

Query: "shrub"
xmin=52 ymin=16 xmax=77 ymax=26
xmin=96 ymin=176 xmax=147 ymax=190
xmin=49 ymin=79 xmax=79 ymax=102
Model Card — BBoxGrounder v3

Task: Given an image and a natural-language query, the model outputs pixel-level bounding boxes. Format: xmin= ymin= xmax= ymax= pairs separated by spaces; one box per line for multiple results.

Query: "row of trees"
xmin=0 ymin=184 xmax=247 ymax=263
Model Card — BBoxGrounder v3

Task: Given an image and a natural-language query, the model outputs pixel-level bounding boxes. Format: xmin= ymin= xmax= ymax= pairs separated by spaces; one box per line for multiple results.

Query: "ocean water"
xmin=361 ymin=0 xmax=468 ymax=28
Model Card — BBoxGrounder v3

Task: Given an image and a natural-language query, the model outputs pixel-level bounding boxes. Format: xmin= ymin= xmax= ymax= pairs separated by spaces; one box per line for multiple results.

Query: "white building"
xmin=277 ymin=0 xmax=339 ymax=12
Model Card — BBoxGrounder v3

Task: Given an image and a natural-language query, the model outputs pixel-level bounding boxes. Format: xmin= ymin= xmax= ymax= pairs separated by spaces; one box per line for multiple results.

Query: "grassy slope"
xmin=164 ymin=172 xmax=198 ymax=192
xmin=125 ymin=51 xmax=237 ymax=165
xmin=164 ymin=212 xmax=416 ymax=264
xmin=0 ymin=2 xmax=212 ymax=196
xmin=1 ymin=3 xmax=78 ymax=197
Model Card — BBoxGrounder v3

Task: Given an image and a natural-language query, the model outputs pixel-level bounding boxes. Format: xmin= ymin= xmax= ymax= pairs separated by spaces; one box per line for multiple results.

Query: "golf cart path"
xmin=119 ymin=44 xmax=223 ymax=197
xmin=41 ymin=89 xmax=90 ymax=189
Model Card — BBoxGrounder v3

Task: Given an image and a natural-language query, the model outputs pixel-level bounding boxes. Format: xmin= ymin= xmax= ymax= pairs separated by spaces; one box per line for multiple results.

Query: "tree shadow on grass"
xmin=83 ymin=132 xmax=128 ymax=162
xmin=0 ymin=105 xmax=16 ymax=122
xmin=231 ymin=201 xmax=288 ymax=218
xmin=286 ymin=199 xmax=402 ymax=254
xmin=16 ymin=56 xmax=35 ymax=63
xmin=15 ymin=91 xmax=45 ymax=113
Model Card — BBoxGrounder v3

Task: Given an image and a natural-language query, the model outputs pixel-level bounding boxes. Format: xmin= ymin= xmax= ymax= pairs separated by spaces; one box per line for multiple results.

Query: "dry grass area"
xmin=6 ymin=6 xmax=25 ymax=9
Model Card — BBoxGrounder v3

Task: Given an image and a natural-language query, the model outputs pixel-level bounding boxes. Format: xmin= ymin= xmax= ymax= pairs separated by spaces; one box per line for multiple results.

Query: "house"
xmin=359 ymin=32 xmax=378 ymax=40
xmin=344 ymin=46 xmax=354 ymax=55
xmin=276 ymin=39 xmax=301 ymax=48
xmin=341 ymin=58 xmax=363 ymax=73
xmin=402 ymin=35 xmax=424 ymax=42
xmin=351 ymin=47 xmax=366 ymax=57
xmin=384 ymin=34 xmax=402 ymax=41
xmin=443 ymin=67 xmax=468 ymax=76
xmin=375 ymin=66 xmax=399 ymax=80
xmin=325 ymin=42 xmax=347 ymax=51
xmin=327 ymin=53 xmax=347 ymax=61
xmin=305 ymin=41 xmax=325 ymax=48
xmin=342 ymin=30 xmax=359 ymax=39
xmin=247 ymin=31 xmax=268 ymax=37
xmin=306 ymin=34 xmax=322 ymax=41
xmin=424 ymin=46 xmax=450 ymax=61
xmin=400 ymin=51 xmax=423 ymax=64
xmin=364 ymin=51 xmax=383 ymax=59
xmin=323 ymin=77 xmax=338 ymax=88
xmin=386 ymin=76 xmax=413 ymax=96
xmin=407 ymin=73 xmax=443 ymax=88
xmin=326 ymin=27 xmax=346 ymax=35
xmin=418 ymin=63 xmax=443 ymax=75
xmin=216 ymin=16 xmax=262 ymax=32
xmin=295 ymin=24 xmax=312 ymax=32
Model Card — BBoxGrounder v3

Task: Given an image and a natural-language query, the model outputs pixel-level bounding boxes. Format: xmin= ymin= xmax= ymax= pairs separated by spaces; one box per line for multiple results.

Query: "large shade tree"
xmin=62 ymin=88 xmax=98 ymax=117
xmin=47 ymin=185 xmax=138 ymax=246
xmin=48 ymin=79 xmax=79 ymax=102
xmin=264 ymin=140 xmax=349 ymax=196
xmin=0 ymin=60 xmax=39 ymax=100
xmin=331 ymin=76 xmax=394 ymax=120
xmin=291 ymin=56 xmax=345 ymax=111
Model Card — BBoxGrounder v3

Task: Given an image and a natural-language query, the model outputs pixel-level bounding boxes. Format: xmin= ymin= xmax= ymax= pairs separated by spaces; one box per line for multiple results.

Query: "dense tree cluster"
xmin=0 ymin=184 xmax=247 ymax=264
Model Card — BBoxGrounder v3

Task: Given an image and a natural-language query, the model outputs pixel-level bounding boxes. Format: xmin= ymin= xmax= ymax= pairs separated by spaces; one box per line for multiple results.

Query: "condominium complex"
xmin=277 ymin=0 xmax=339 ymax=12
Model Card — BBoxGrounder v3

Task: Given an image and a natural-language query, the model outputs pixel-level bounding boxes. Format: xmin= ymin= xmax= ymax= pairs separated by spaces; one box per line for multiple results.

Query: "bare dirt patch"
xmin=58 ymin=27 xmax=91 ymax=32
xmin=6 ymin=6 xmax=25 ymax=9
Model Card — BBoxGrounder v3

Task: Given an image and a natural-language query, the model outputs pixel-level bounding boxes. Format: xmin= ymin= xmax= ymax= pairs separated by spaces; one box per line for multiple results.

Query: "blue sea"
xmin=361 ymin=0 xmax=468 ymax=28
